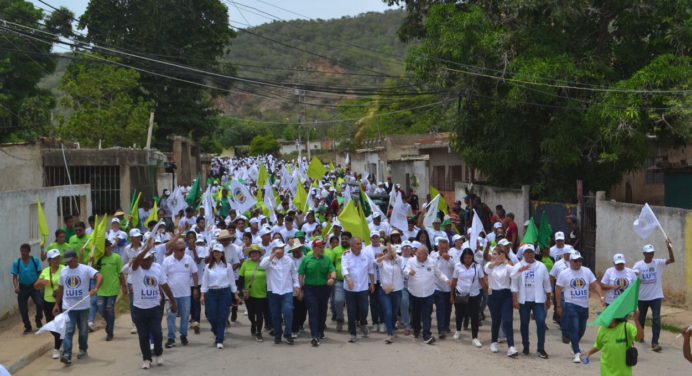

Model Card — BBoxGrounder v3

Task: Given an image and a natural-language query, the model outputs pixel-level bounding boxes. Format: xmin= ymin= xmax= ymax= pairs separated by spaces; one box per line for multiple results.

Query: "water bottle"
xmin=581 ymin=355 xmax=590 ymax=365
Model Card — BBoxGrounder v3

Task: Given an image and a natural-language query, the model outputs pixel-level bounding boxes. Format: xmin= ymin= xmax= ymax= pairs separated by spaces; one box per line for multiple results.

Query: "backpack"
xmin=15 ymin=256 xmax=40 ymax=277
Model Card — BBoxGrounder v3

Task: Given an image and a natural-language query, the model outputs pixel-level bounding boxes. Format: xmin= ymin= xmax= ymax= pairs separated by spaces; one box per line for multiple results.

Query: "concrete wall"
xmin=0 ymin=143 xmax=42 ymax=192
xmin=595 ymin=194 xmax=692 ymax=307
xmin=456 ymin=183 xmax=530 ymax=231
xmin=0 ymin=185 xmax=92 ymax=318
xmin=389 ymin=159 xmax=429 ymax=199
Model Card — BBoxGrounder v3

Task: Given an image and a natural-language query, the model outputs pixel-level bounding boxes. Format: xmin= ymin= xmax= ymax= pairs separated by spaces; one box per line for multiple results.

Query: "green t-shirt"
xmin=542 ymin=256 xmax=554 ymax=273
xmin=63 ymin=227 xmax=76 ymax=241
xmin=96 ymin=253 xmax=123 ymax=297
xmin=298 ymin=254 xmax=335 ymax=286
xmin=594 ymin=322 xmax=637 ymax=376
xmin=331 ymin=246 xmax=348 ymax=281
xmin=47 ymin=242 xmax=73 ymax=258
xmin=68 ymin=235 xmax=89 ymax=258
xmin=219 ymin=199 xmax=231 ymax=218
xmin=238 ymin=260 xmax=268 ymax=299
xmin=38 ymin=265 xmax=65 ymax=303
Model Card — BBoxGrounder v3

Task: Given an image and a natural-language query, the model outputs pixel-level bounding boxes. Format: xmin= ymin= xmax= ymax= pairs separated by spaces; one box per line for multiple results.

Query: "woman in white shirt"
xmin=376 ymin=243 xmax=405 ymax=344
xmin=485 ymin=247 xmax=517 ymax=357
xmin=451 ymin=248 xmax=487 ymax=347
xmin=201 ymin=243 xmax=240 ymax=349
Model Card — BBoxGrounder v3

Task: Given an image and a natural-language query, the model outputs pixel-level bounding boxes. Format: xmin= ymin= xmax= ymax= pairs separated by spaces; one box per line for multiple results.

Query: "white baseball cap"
xmin=411 ymin=241 xmax=422 ymax=249
xmin=555 ymin=231 xmax=565 ymax=241
xmin=271 ymin=240 xmax=286 ymax=250
xmin=493 ymin=222 xmax=503 ymax=229
xmin=401 ymin=240 xmax=412 ymax=249
xmin=571 ymin=251 xmax=584 ymax=260
xmin=46 ymin=249 xmax=61 ymax=260
xmin=212 ymin=243 xmax=224 ymax=252
xmin=613 ymin=253 xmax=626 ymax=264
xmin=129 ymin=228 xmax=142 ymax=238
xmin=452 ymin=234 xmax=463 ymax=243
xmin=522 ymin=244 xmax=536 ymax=253
xmin=498 ymin=239 xmax=511 ymax=247
xmin=642 ymin=244 xmax=655 ymax=253
xmin=435 ymin=236 xmax=448 ymax=245
xmin=111 ymin=218 xmax=121 ymax=224
xmin=370 ymin=231 xmax=380 ymax=238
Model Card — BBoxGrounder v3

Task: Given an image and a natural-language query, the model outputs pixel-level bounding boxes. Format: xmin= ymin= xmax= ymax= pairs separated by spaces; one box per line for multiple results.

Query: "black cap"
xmin=63 ymin=250 xmax=77 ymax=262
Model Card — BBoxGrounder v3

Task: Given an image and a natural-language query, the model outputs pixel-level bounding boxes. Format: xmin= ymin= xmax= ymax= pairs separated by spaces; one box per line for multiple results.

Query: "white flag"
xmin=263 ymin=183 xmax=277 ymax=223
xmin=423 ymin=194 xmax=441 ymax=229
xmin=633 ymin=203 xmax=662 ymax=240
xmin=390 ymin=192 xmax=408 ymax=232
xmin=469 ymin=209 xmax=485 ymax=252
xmin=203 ymin=188 xmax=215 ymax=227
xmin=36 ymin=311 xmax=70 ymax=339
xmin=365 ymin=191 xmax=386 ymax=222
xmin=229 ymin=180 xmax=257 ymax=214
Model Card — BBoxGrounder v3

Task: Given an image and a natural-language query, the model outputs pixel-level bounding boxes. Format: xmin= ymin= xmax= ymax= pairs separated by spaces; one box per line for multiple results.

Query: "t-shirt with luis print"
xmin=129 ymin=263 xmax=167 ymax=309
xmin=601 ymin=267 xmax=639 ymax=305
xmin=59 ymin=264 xmax=99 ymax=310
xmin=632 ymin=259 xmax=666 ymax=301
xmin=556 ymin=267 xmax=596 ymax=308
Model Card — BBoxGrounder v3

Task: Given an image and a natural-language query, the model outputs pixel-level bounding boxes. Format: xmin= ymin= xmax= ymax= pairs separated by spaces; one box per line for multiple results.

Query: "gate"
xmin=580 ymin=196 xmax=597 ymax=270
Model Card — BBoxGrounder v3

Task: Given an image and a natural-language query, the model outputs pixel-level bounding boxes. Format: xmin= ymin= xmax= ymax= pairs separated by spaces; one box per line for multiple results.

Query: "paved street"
xmin=18 ymin=304 xmax=690 ymax=376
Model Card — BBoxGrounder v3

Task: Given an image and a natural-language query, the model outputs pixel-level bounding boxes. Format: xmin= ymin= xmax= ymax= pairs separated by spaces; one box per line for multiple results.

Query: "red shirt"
xmin=506 ymin=222 xmax=519 ymax=247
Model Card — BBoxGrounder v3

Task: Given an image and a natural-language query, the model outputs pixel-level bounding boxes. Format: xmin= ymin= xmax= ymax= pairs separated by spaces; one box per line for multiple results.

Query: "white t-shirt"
xmin=178 ymin=216 xmax=196 ymax=229
xmin=129 ymin=263 xmax=167 ymax=309
xmin=59 ymin=264 xmax=99 ymax=310
xmin=632 ymin=259 xmax=667 ymax=301
xmin=453 ymin=263 xmax=485 ymax=297
xmin=162 ymin=254 xmax=198 ymax=298
xmin=550 ymin=245 xmax=573 ymax=261
xmin=601 ymin=267 xmax=639 ymax=304
xmin=556 ymin=267 xmax=596 ymax=308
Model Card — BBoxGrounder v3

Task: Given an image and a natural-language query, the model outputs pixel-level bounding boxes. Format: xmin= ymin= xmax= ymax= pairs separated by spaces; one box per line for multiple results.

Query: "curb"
xmin=7 ymin=341 xmax=52 ymax=375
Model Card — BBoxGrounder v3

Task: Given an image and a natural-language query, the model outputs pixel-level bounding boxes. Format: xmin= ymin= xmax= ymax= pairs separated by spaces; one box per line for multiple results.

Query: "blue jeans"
xmin=558 ymin=294 xmax=569 ymax=338
xmin=378 ymin=289 xmax=402 ymax=336
xmin=400 ymin=288 xmax=410 ymax=330
xmin=205 ymin=288 xmax=232 ymax=344
xmin=303 ymin=285 xmax=330 ymax=338
xmin=410 ymin=293 xmax=433 ymax=340
xmin=369 ymin=283 xmax=383 ymax=325
xmin=638 ymin=298 xmax=662 ymax=345
xmin=564 ymin=302 xmax=589 ymax=353
xmin=345 ymin=290 xmax=369 ymax=336
xmin=488 ymin=289 xmax=514 ymax=346
xmin=88 ymin=279 xmax=98 ymax=323
xmin=190 ymin=286 xmax=201 ymax=324
xmin=132 ymin=306 xmax=163 ymax=361
xmin=519 ymin=302 xmax=547 ymax=351
xmin=268 ymin=292 xmax=294 ymax=339
xmin=97 ymin=296 xmax=117 ymax=336
xmin=433 ymin=290 xmax=452 ymax=334
xmin=167 ymin=296 xmax=191 ymax=340
xmin=333 ymin=281 xmax=346 ymax=323
xmin=64 ymin=309 xmax=89 ymax=359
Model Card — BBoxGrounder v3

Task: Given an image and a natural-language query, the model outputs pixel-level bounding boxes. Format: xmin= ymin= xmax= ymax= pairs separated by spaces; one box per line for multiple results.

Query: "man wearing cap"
xmin=288 ymin=239 xmax=307 ymax=338
xmin=54 ymin=250 xmax=104 ymax=365
xmin=35 ymin=249 xmax=65 ymax=358
xmin=216 ymin=230 xmax=241 ymax=269
xmin=280 ymin=216 xmax=298 ymax=242
xmin=550 ymin=232 xmax=573 ymax=261
xmin=162 ymin=236 xmax=199 ymax=348
xmin=511 ymin=245 xmax=552 ymax=358
xmin=369 ymin=213 xmax=391 ymax=237
xmin=261 ymin=240 xmax=301 ymax=344
xmin=418 ymin=212 xmax=447 ymax=248
xmin=123 ymin=228 xmax=145 ymax=334
xmin=550 ymin=248 xmax=573 ymax=339
xmin=633 ymin=240 xmax=675 ymax=352
xmin=12 ymin=243 xmax=44 ymax=335
xmin=299 ymin=238 xmax=336 ymax=346
xmin=331 ymin=232 xmax=351 ymax=331
xmin=125 ymin=242 xmax=177 ymax=369
xmin=342 ymin=237 xmax=376 ymax=343
xmin=601 ymin=254 xmax=638 ymax=307
xmin=402 ymin=218 xmax=419 ymax=241
xmin=433 ymin=237 xmax=455 ymax=338
xmin=186 ymin=232 xmax=209 ymax=335
xmin=555 ymin=250 xmax=604 ymax=363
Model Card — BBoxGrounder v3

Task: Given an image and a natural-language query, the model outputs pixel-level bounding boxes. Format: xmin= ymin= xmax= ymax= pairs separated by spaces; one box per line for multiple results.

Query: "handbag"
xmin=624 ymin=322 xmax=638 ymax=367
xmin=243 ymin=263 xmax=259 ymax=301
xmin=454 ymin=264 xmax=476 ymax=305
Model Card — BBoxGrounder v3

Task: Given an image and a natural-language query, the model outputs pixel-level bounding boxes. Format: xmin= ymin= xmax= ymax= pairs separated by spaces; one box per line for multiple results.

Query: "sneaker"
xmin=88 ymin=322 xmax=95 ymax=333
xmin=130 ymin=326 xmax=137 ymax=334
xmin=522 ymin=347 xmax=529 ymax=356
xmin=285 ymin=337 xmax=294 ymax=345
xmin=361 ymin=325 xmax=369 ymax=338
xmin=348 ymin=336 xmax=357 ymax=343
xmin=336 ymin=321 xmax=343 ymax=332
xmin=652 ymin=344 xmax=662 ymax=352
xmin=413 ymin=330 xmax=420 ymax=339
xmin=424 ymin=337 xmax=436 ymax=345
xmin=507 ymin=346 xmax=518 ymax=358
xmin=562 ymin=335 xmax=570 ymax=344
xmin=378 ymin=324 xmax=385 ymax=333
xmin=438 ymin=332 xmax=446 ymax=340
xmin=490 ymin=342 xmax=499 ymax=353
xmin=60 ymin=356 xmax=72 ymax=366
xmin=537 ymin=350 xmax=549 ymax=359
xmin=193 ymin=322 xmax=200 ymax=335
xmin=165 ymin=338 xmax=175 ymax=348
xmin=311 ymin=338 xmax=319 ymax=347
xmin=106 ymin=334 xmax=113 ymax=341
xmin=141 ymin=360 xmax=151 ymax=369
xmin=180 ymin=336 xmax=188 ymax=346
xmin=216 ymin=343 xmax=223 ymax=349
xmin=23 ymin=328 xmax=32 ymax=335
xmin=274 ymin=338 xmax=281 ymax=344
xmin=403 ymin=329 xmax=411 ymax=336
xmin=154 ymin=356 xmax=164 ymax=366
xmin=453 ymin=331 xmax=461 ymax=340
xmin=52 ymin=349 xmax=61 ymax=359
xmin=256 ymin=333 xmax=263 ymax=342
xmin=385 ymin=336 xmax=392 ymax=344
xmin=150 ymin=343 xmax=154 ymax=351
xmin=472 ymin=338 xmax=482 ymax=348
xmin=77 ymin=350 xmax=87 ymax=359
xmin=573 ymin=352 xmax=582 ymax=363
xmin=291 ymin=333 xmax=298 ymax=339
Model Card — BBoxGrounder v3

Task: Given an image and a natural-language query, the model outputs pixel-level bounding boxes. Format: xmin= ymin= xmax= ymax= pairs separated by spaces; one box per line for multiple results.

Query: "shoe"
xmin=490 ymin=342 xmax=499 ymax=353
xmin=573 ymin=352 xmax=582 ymax=363
xmin=385 ymin=336 xmax=392 ymax=344
xmin=522 ymin=347 xmax=529 ymax=356
xmin=150 ymin=343 xmax=154 ymax=351
xmin=498 ymin=337 xmax=507 ymax=343
xmin=256 ymin=333 xmax=263 ymax=342
xmin=141 ymin=360 xmax=151 ymax=369
xmin=274 ymin=338 xmax=281 ymax=344
xmin=60 ymin=356 xmax=72 ymax=366
xmin=23 ymin=328 xmax=32 ymax=335
xmin=453 ymin=331 xmax=461 ymax=340
xmin=348 ymin=336 xmax=357 ymax=343
xmin=52 ymin=349 xmax=61 ymax=359
xmin=291 ymin=332 xmax=298 ymax=339
xmin=193 ymin=322 xmax=200 ymax=335
xmin=180 ymin=336 xmax=188 ymax=346
xmin=537 ymin=350 xmax=549 ymax=359
xmin=413 ymin=330 xmax=420 ymax=339
xmin=165 ymin=338 xmax=175 ymax=348
xmin=403 ymin=329 xmax=411 ymax=336
xmin=562 ymin=335 xmax=570 ymax=344
xmin=361 ymin=325 xmax=369 ymax=338
xmin=285 ymin=337 xmax=294 ymax=345
xmin=507 ymin=346 xmax=518 ymax=358
xmin=231 ymin=310 xmax=238 ymax=322
xmin=336 ymin=321 xmax=343 ymax=332
xmin=311 ymin=338 xmax=319 ymax=347
xmin=652 ymin=344 xmax=662 ymax=352
xmin=77 ymin=350 xmax=87 ymax=359
xmin=424 ymin=337 xmax=436 ymax=345
xmin=130 ymin=326 xmax=137 ymax=334
xmin=319 ymin=333 xmax=326 ymax=340
xmin=378 ymin=324 xmax=385 ymax=333
xmin=439 ymin=333 xmax=446 ymax=340
xmin=154 ymin=356 xmax=164 ymax=366
xmin=268 ymin=329 xmax=275 ymax=336
xmin=216 ymin=343 xmax=223 ymax=349
xmin=106 ymin=334 xmax=113 ymax=341
xmin=472 ymin=338 xmax=482 ymax=348
xmin=88 ymin=322 xmax=95 ymax=333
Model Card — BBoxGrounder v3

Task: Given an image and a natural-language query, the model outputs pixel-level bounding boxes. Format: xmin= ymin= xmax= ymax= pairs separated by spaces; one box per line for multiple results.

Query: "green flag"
xmin=307 ymin=156 xmax=327 ymax=181
xmin=430 ymin=186 xmax=449 ymax=215
xmin=589 ymin=278 xmax=640 ymax=327
xmin=186 ymin=176 xmax=201 ymax=207
xmin=538 ymin=211 xmax=553 ymax=249
xmin=358 ymin=189 xmax=372 ymax=218
xmin=522 ymin=217 xmax=538 ymax=244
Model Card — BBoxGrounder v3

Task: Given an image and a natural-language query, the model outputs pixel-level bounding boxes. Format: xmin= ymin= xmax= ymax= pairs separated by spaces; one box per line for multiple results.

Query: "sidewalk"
xmin=0 ymin=315 xmax=52 ymax=374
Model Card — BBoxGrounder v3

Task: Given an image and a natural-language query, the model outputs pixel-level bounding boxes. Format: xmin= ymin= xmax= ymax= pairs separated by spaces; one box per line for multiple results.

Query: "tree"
xmin=0 ymin=1 xmax=73 ymax=142
xmin=394 ymin=1 xmax=691 ymax=200
xmin=79 ymin=0 xmax=235 ymax=150
xmin=58 ymin=55 xmax=154 ymax=148
xmin=249 ymin=134 xmax=280 ymax=156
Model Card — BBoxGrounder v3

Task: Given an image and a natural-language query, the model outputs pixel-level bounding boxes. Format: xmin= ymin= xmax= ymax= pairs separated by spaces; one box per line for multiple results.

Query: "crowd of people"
xmin=10 ymin=155 xmax=691 ymax=372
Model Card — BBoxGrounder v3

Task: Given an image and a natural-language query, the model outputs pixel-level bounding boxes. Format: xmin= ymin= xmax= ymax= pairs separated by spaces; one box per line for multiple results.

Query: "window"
xmin=644 ymin=158 xmax=664 ymax=185
xmin=449 ymin=165 xmax=463 ymax=190
xmin=29 ymin=203 xmax=39 ymax=243
xmin=431 ymin=166 xmax=445 ymax=189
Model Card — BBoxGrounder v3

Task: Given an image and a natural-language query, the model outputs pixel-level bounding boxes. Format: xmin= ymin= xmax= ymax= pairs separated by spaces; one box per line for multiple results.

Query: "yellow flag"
xmin=37 ymin=196 xmax=50 ymax=247
xmin=329 ymin=161 xmax=336 ymax=172
xmin=338 ymin=200 xmax=370 ymax=245
xmin=336 ymin=177 xmax=344 ymax=192
xmin=130 ymin=192 xmax=142 ymax=227
xmin=258 ymin=163 xmax=269 ymax=188
xmin=430 ymin=186 xmax=449 ymax=215
xmin=307 ymin=156 xmax=327 ymax=181
xmin=92 ymin=215 xmax=108 ymax=263
xmin=293 ymin=183 xmax=308 ymax=213
xmin=145 ymin=200 xmax=158 ymax=226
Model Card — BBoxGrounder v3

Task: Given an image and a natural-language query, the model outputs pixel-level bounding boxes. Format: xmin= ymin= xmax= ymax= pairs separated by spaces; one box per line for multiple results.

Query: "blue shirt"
xmin=11 ymin=256 xmax=42 ymax=285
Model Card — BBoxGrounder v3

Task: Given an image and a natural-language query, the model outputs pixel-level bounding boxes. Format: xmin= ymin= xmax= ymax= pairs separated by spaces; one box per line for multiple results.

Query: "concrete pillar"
xmin=120 ymin=166 xmax=131 ymax=212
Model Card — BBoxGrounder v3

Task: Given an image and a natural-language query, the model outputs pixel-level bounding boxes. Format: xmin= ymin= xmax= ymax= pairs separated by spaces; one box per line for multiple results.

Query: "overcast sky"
xmin=30 ymin=0 xmax=395 ymax=28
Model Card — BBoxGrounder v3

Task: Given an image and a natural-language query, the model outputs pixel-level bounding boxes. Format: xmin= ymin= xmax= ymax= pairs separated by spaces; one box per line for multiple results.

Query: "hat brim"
xmin=244 ymin=248 xmax=266 ymax=256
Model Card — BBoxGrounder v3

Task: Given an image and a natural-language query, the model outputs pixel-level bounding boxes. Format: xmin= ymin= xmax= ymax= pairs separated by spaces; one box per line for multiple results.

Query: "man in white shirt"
xmin=601 ymin=253 xmax=638 ymax=306
xmin=433 ymin=238 xmax=455 ymax=339
xmin=162 ymin=239 xmax=199 ymax=348
xmin=549 ymin=231 xmax=573 ymax=261
xmin=369 ymin=213 xmax=391 ymax=237
xmin=341 ymin=237 xmax=375 ymax=343
xmin=549 ymin=249 xmax=573 ymax=342
xmin=633 ymin=240 xmax=675 ymax=352
xmin=402 ymin=218 xmax=419 ymax=241
xmin=510 ymin=245 xmax=552 ymax=359
xmin=555 ymin=251 xmax=604 ymax=363
xmin=404 ymin=245 xmax=450 ymax=344
xmin=260 ymin=240 xmax=301 ymax=345
xmin=363 ymin=232 xmax=384 ymax=333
